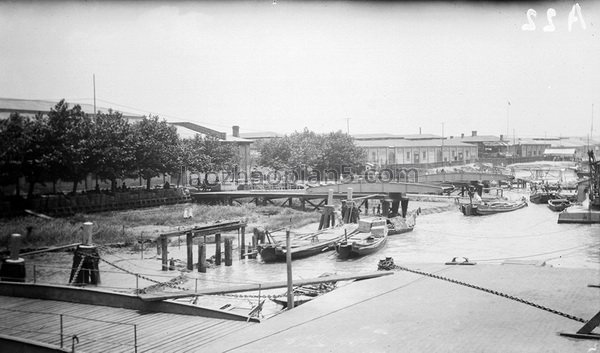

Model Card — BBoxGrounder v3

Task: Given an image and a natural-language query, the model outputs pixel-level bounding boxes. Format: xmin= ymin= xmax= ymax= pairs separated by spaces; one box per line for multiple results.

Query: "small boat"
xmin=529 ymin=191 xmax=557 ymax=204
xmin=385 ymin=212 xmax=416 ymax=235
xmin=258 ymin=224 xmax=358 ymax=263
xmin=474 ymin=198 xmax=528 ymax=215
xmin=547 ymin=198 xmax=572 ymax=212
xmin=336 ymin=219 xmax=388 ymax=259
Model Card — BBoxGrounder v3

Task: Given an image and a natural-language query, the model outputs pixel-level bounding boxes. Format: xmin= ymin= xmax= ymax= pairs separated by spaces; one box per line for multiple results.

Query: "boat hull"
xmin=547 ymin=199 xmax=571 ymax=212
xmin=475 ymin=201 xmax=527 ymax=215
xmin=336 ymin=236 xmax=388 ymax=259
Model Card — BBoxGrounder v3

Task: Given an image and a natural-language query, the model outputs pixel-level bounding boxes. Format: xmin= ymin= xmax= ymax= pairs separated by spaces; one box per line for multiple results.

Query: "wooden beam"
xmin=138 ymin=271 xmax=394 ymax=301
xmin=20 ymin=243 xmax=81 ymax=257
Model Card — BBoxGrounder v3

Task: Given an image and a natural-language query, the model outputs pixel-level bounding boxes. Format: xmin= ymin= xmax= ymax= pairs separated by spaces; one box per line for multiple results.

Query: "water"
xmin=197 ymin=192 xmax=599 ymax=290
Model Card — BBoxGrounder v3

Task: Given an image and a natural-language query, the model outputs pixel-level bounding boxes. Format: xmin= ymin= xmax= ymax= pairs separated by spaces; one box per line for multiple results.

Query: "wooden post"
xmin=240 ymin=227 xmax=246 ymax=259
xmin=347 ymin=187 xmax=353 ymax=201
xmin=286 ymin=229 xmax=294 ymax=310
xmin=365 ymin=199 xmax=369 ymax=215
xmin=186 ymin=232 xmax=193 ymax=271
xmin=215 ymin=233 xmax=222 ymax=265
xmin=198 ymin=242 xmax=206 ymax=273
xmin=225 ymin=238 xmax=232 ymax=266
xmin=327 ymin=189 xmax=333 ymax=205
xmin=82 ymin=222 xmax=93 ymax=245
xmin=382 ymin=200 xmax=390 ymax=217
xmin=161 ymin=236 xmax=168 ymax=271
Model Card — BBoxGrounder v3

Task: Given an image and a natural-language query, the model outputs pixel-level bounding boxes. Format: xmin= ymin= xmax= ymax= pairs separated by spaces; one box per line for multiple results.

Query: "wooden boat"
xmin=385 ymin=212 xmax=416 ymax=235
xmin=474 ymin=198 xmax=528 ymax=215
xmin=336 ymin=219 xmax=388 ymax=259
xmin=547 ymin=198 xmax=572 ymax=212
xmin=257 ymin=224 xmax=358 ymax=263
xmin=271 ymin=279 xmax=337 ymax=308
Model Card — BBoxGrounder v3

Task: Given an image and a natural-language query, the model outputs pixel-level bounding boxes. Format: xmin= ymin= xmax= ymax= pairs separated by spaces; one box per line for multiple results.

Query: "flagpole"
xmin=506 ymin=100 xmax=510 ymax=139
xmin=93 ymin=74 xmax=96 ymax=117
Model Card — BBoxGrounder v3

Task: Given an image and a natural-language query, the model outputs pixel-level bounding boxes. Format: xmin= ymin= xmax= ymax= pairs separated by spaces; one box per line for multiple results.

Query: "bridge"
xmin=190 ymin=182 xmax=445 ymax=211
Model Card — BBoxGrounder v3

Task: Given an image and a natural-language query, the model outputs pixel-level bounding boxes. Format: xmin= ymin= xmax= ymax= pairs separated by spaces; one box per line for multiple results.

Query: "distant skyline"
xmin=1 ymin=1 xmax=598 ymax=139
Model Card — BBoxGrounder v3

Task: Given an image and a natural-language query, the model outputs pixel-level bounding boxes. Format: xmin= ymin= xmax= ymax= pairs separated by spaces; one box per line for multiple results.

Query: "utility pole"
xmin=506 ymin=100 xmax=510 ymax=140
xmin=346 ymin=118 xmax=350 ymax=135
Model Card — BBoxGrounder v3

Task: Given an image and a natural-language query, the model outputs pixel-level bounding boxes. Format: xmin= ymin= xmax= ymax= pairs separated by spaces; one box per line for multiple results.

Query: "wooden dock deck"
xmin=0 ymin=295 xmax=255 ymax=352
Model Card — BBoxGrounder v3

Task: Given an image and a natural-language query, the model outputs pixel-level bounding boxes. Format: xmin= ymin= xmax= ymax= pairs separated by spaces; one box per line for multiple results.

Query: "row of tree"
xmin=256 ymin=128 xmax=366 ymax=177
xmin=1 ymin=100 xmax=368 ymax=198
xmin=0 ymin=100 xmax=236 ymax=197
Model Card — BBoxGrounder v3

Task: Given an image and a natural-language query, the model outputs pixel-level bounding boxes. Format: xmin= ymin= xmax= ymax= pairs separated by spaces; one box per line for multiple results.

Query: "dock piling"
xmin=286 ymin=229 xmax=294 ymax=310
xmin=0 ymin=233 xmax=26 ymax=282
xmin=186 ymin=232 xmax=193 ymax=271
xmin=198 ymin=242 xmax=206 ymax=273
xmin=215 ymin=233 xmax=222 ymax=265
xmin=225 ymin=238 xmax=232 ymax=266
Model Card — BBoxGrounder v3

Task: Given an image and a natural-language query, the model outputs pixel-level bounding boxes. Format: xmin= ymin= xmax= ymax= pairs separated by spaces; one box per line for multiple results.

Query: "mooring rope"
xmin=377 ymin=258 xmax=587 ymax=323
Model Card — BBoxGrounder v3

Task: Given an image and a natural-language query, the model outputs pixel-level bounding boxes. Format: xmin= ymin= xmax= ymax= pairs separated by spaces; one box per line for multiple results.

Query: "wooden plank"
xmin=160 ymin=221 xmax=244 ymax=238
xmin=139 ymin=271 xmax=394 ymax=301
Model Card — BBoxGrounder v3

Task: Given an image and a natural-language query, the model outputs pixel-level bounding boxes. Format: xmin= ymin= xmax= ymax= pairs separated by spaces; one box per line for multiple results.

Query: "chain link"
xmin=94 ymin=254 xmax=189 ymax=292
xmin=377 ymin=258 xmax=586 ymax=323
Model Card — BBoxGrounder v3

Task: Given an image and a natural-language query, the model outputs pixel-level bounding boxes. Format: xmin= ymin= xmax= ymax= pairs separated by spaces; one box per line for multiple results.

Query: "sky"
xmin=0 ymin=1 xmax=598 ymax=139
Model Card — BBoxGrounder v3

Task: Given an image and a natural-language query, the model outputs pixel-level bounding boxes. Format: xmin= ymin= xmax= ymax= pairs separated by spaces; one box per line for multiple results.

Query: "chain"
xmin=377 ymin=258 xmax=586 ymax=323
xmin=95 ymin=255 xmax=189 ymax=292
xmin=69 ymin=256 xmax=86 ymax=285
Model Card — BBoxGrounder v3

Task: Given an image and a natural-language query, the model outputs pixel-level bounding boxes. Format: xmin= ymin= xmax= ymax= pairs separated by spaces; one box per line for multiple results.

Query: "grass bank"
xmin=0 ymin=203 xmax=321 ymax=249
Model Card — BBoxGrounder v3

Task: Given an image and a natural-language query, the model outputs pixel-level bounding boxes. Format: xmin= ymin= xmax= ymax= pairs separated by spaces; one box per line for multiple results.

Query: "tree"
xmin=91 ymin=110 xmax=136 ymax=191
xmin=131 ymin=116 xmax=179 ymax=189
xmin=0 ymin=113 xmax=29 ymax=196
xmin=316 ymin=130 xmax=366 ymax=172
xmin=257 ymin=128 xmax=366 ymax=179
xmin=258 ymin=135 xmax=293 ymax=170
xmin=46 ymin=100 xmax=95 ymax=194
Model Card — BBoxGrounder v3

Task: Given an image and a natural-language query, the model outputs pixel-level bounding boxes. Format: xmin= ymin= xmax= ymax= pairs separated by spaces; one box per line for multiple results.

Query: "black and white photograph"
xmin=0 ymin=1 xmax=599 ymax=352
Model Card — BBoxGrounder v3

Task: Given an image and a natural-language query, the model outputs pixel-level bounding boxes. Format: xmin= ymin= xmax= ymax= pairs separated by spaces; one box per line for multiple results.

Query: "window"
xmin=466 ymin=150 xmax=469 ymax=157
xmin=406 ymin=152 xmax=410 ymax=160
xmin=422 ymin=151 xmax=427 ymax=159
xmin=459 ymin=152 xmax=463 ymax=160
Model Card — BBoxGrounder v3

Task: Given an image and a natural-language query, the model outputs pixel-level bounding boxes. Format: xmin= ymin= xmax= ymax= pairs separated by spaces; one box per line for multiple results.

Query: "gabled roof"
xmin=0 ymin=97 xmax=144 ymax=119
xmin=460 ymin=135 xmax=501 ymax=143
xmin=239 ymin=131 xmax=282 ymax=139
xmin=171 ymin=122 xmax=226 ymax=140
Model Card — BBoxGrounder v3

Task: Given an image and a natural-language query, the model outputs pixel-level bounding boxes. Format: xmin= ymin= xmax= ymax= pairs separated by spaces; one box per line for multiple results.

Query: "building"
xmin=459 ymin=131 xmax=510 ymax=158
xmin=355 ymin=137 xmax=478 ymax=168
xmin=510 ymin=138 xmax=551 ymax=159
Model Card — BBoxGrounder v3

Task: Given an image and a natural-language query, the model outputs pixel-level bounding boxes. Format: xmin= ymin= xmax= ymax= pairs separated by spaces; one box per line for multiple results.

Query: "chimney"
xmin=450 ymin=136 xmax=453 ymax=139
xmin=500 ymin=134 xmax=504 ymax=141
xmin=232 ymin=125 xmax=240 ymax=138
xmin=419 ymin=127 xmax=422 ymax=135
xmin=471 ymin=130 xmax=477 ymax=137
xmin=461 ymin=133 xmax=464 ymax=138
